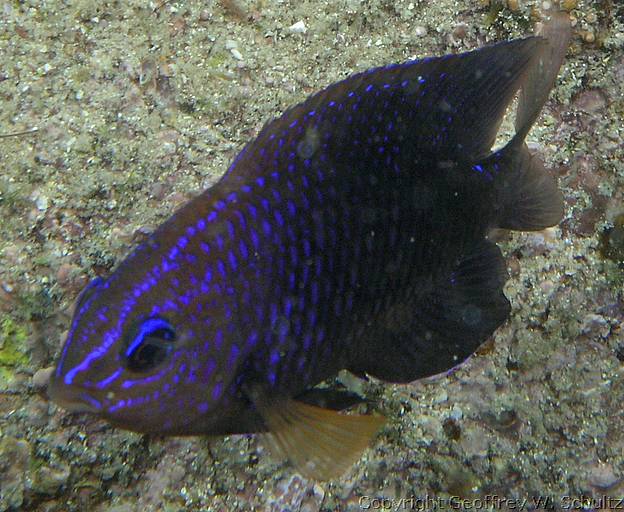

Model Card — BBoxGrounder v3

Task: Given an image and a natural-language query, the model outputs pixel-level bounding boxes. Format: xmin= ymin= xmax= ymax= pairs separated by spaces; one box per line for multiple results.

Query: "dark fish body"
xmin=49 ymin=14 xmax=570 ymax=479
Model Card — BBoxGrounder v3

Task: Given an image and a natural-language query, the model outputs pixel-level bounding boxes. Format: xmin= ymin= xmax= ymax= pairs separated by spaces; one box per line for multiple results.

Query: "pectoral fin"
xmin=247 ymin=387 xmax=385 ymax=480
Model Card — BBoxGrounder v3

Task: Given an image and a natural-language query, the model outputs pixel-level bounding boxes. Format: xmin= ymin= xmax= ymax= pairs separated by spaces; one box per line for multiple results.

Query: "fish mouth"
xmin=47 ymin=375 xmax=102 ymax=414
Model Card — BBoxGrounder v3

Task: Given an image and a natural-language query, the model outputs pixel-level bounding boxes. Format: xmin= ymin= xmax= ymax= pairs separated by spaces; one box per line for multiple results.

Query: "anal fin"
xmin=350 ymin=240 xmax=511 ymax=383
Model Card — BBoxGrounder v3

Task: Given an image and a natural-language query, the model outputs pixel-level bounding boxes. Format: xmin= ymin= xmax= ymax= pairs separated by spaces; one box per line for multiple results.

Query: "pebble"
xmin=507 ymin=0 xmax=520 ymax=12
xmin=0 ymin=281 xmax=16 ymax=312
xmin=289 ymin=20 xmax=307 ymax=34
xmin=507 ymin=256 xmax=521 ymax=278
xmin=32 ymin=366 xmax=55 ymax=389
xmin=587 ymin=462 xmax=619 ymax=489
xmin=25 ymin=396 xmax=51 ymax=427
xmin=56 ymin=263 xmax=78 ymax=288
xmin=33 ymin=463 xmax=71 ymax=495
xmin=31 ymin=190 xmax=49 ymax=211
xmin=418 ymin=414 xmax=443 ymax=439
xmin=0 ymin=436 xmax=31 ymax=510
xmin=580 ymin=313 xmax=610 ymax=339
xmin=414 ymin=25 xmax=427 ymax=37
xmin=450 ymin=404 xmax=463 ymax=420
xmin=561 ymin=0 xmax=577 ymax=10
xmin=230 ymin=48 xmax=243 ymax=61
xmin=520 ymin=228 xmax=558 ymax=257
xmin=432 ymin=388 xmax=448 ymax=404
xmin=460 ymin=426 xmax=490 ymax=457
xmin=583 ymin=31 xmax=595 ymax=44
xmin=452 ymin=24 xmax=468 ymax=40
xmin=156 ymin=129 xmax=180 ymax=155
xmin=574 ymin=89 xmax=607 ymax=113
xmin=539 ymin=279 xmax=555 ymax=296
xmin=149 ymin=182 xmax=167 ymax=201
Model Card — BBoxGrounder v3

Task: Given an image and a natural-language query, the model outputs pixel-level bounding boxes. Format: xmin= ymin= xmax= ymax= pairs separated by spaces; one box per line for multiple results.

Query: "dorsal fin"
xmin=224 ymin=37 xmax=546 ymax=182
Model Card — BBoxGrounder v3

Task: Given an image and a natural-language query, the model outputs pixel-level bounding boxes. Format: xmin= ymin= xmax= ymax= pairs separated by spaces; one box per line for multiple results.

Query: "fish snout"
xmin=47 ymin=374 xmax=102 ymax=414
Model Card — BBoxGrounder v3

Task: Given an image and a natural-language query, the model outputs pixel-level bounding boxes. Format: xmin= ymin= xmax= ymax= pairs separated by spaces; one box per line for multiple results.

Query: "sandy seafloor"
xmin=0 ymin=0 xmax=623 ymax=510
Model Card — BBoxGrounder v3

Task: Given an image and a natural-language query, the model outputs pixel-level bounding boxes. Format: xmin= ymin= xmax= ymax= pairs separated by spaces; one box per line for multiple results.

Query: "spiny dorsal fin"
xmin=224 ymin=35 xmax=546 ymax=183
xmin=249 ymin=389 xmax=385 ymax=480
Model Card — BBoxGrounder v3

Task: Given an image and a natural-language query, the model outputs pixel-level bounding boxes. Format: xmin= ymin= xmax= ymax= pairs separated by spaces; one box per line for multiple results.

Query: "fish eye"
xmin=122 ymin=317 xmax=176 ymax=373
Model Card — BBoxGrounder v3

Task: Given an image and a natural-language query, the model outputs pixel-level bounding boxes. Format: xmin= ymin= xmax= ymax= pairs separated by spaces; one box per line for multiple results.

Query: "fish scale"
xmin=49 ymin=12 xmax=571 ymax=479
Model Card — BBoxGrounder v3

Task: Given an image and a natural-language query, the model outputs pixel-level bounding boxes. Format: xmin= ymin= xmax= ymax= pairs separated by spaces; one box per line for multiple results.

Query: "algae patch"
xmin=0 ymin=317 xmax=30 ymax=389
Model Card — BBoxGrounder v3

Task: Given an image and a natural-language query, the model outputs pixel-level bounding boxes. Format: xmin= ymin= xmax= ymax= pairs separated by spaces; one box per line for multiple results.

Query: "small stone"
xmin=414 ymin=25 xmax=427 ymax=37
xmin=452 ymin=24 xmax=468 ymax=40
xmin=561 ymin=0 xmax=577 ymax=10
xmin=0 ymin=436 xmax=31 ymax=510
xmin=539 ymin=279 xmax=555 ymax=296
xmin=166 ymin=191 xmax=192 ymax=209
xmin=432 ymin=388 xmax=448 ymax=404
xmin=31 ymin=190 xmax=49 ymax=211
xmin=289 ymin=20 xmax=307 ymax=34
xmin=580 ymin=313 xmax=610 ymax=339
xmin=149 ymin=182 xmax=167 ymax=201
xmin=32 ymin=366 xmax=55 ymax=389
xmin=587 ymin=463 xmax=619 ymax=489
xmin=443 ymin=417 xmax=462 ymax=440
xmin=450 ymin=404 xmax=463 ymax=420
xmin=56 ymin=263 xmax=88 ymax=296
xmin=520 ymin=228 xmax=558 ymax=256
xmin=230 ymin=48 xmax=243 ymax=61
xmin=507 ymin=0 xmax=520 ymax=12
xmin=460 ymin=427 xmax=490 ymax=457
xmin=96 ymin=501 xmax=136 ymax=512
xmin=418 ymin=414 xmax=443 ymax=440
xmin=56 ymin=263 xmax=77 ymax=287
xmin=574 ymin=89 xmax=607 ymax=113
xmin=0 ymin=282 xmax=16 ymax=312
xmin=25 ymin=396 xmax=50 ymax=427
xmin=583 ymin=30 xmax=595 ymax=44
xmin=33 ymin=463 xmax=71 ymax=495
xmin=73 ymin=133 xmax=92 ymax=153
xmin=507 ymin=256 xmax=521 ymax=277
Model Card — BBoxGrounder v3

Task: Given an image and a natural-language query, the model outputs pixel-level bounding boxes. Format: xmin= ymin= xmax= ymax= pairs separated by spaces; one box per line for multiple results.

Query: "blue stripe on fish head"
xmin=48 ymin=198 xmax=252 ymax=434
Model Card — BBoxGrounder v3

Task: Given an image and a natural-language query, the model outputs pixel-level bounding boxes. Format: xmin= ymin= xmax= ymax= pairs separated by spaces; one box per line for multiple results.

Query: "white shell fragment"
xmin=289 ymin=20 xmax=307 ymax=34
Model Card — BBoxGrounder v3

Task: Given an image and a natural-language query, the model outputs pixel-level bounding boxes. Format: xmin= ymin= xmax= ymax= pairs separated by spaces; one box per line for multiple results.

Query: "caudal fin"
xmin=490 ymin=144 xmax=565 ymax=231
xmin=490 ymin=10 xmax=571 ymax=231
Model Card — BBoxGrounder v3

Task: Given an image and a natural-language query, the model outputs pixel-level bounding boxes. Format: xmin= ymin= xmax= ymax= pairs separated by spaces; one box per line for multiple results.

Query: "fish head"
xmin=48 ymin=239 xmax=234 ymax=434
